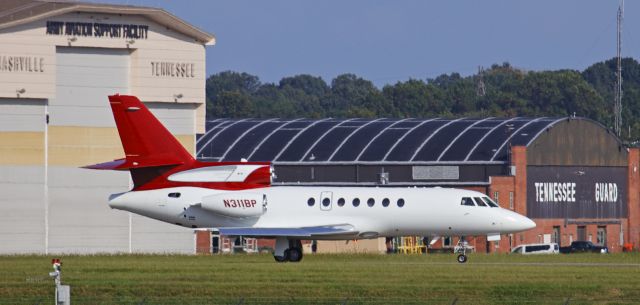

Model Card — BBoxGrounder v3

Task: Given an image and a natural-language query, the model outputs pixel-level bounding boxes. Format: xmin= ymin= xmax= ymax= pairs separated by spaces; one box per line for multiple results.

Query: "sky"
xmin=90 ymin=0 xmax=638 ymax=87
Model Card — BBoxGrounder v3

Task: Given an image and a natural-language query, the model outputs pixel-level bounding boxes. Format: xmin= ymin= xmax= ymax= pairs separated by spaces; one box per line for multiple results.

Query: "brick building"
xmin=195 ymin=117 xmax=639 ymax=254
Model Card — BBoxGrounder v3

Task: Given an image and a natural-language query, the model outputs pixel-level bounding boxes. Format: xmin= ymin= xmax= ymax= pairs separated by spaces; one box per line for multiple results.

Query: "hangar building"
xmin=196 ymin=117 xmax=640 ymax=253
xmin=0 ymin=0 xmax=214 ymax=254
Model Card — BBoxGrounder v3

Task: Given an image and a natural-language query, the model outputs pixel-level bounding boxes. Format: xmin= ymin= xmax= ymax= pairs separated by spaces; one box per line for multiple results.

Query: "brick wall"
xmin=195 ymin=230 xmax=211 ymax=254
xmin=488 ymin=176 xmax=515 ymax=253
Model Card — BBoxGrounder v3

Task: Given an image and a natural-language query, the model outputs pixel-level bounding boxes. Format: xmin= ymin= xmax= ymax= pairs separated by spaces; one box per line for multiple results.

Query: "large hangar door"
xmin=53 ymin=47 xmax=130 ymax=126
xmin=0 ymin=99 xmax=46 ymax=253
xmin=48 ymin=47 xmax=131 ymax=253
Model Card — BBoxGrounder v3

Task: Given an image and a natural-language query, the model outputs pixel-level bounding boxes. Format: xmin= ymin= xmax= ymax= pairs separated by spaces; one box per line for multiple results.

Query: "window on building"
xmin=597 ymin=226 xmax=607 ymax=246
xmin=493 ymin=191 xmax=500 ymax=205
xmin=337 ymin=198 xmax=345 ymax=207
xmin=307 ymin=198 xmax=315 ymax=206
xmin=460 ymin=197 xmax=475 ymax=206
xmin=443 ymin=236 xmax=452 ymax=247
xmin=367 ymin=198 xmax=375 ymax=207
xmin=352 ymin=198 xmax=360 ymax=207
xmin=509 ymin=192 xmax=514 ymax=209
xmin=552 ymin=226 xmax=560 ymax=244
xmin=382 ymin=198 xmax=390 ymax=207
xmin=577 ymin=226 xmax=586 ymax=241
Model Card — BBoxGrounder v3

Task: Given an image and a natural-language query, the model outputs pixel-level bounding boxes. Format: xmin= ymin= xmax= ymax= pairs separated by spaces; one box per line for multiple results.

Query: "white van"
xmin=511 ymin=243 xmax=559 ymax=255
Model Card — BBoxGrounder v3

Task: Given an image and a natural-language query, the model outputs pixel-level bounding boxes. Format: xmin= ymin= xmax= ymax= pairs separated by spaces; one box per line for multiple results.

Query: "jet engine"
xmin=201 ymin=193 xmax=266 ymax=217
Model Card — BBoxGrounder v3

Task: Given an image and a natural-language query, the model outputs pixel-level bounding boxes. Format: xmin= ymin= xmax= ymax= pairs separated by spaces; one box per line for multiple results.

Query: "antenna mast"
xmin=476 ymin=66 xmax=486 ymax=97
xmin=615 ymin=0 xmax=624 ymax=136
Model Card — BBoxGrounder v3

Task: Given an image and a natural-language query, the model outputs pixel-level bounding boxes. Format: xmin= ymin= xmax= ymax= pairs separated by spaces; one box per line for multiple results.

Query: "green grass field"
xmin=1 ymin=253 xmax=639 ymax=304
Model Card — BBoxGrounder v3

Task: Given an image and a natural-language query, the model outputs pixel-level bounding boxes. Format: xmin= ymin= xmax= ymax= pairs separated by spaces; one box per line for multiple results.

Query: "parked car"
xmin=559 ymin=241 xmax=608 ymax=254
xmin=511 ymin=243 xmax=559 ymax=255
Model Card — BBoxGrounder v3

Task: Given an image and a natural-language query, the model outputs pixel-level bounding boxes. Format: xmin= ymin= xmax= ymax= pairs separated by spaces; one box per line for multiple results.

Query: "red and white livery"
xmin=85 ymin=95 xmax=536 ymax=263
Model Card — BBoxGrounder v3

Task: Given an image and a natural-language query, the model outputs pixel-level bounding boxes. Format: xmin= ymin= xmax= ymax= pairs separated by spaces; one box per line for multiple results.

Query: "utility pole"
xmin=614 ymin=0 xmax=624 ymax=136
xmin=476 ymin=66 xmax=486 ymax=97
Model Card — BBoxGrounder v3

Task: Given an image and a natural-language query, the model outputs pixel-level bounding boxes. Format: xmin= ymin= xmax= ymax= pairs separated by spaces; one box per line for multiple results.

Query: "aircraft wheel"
xmin=288 ymin=247 xmax=303 ymax=262
xmin=457 ymin=254 xmax=467 ymax=264
xmin=274 ymin=249 xmax=290 ymax=262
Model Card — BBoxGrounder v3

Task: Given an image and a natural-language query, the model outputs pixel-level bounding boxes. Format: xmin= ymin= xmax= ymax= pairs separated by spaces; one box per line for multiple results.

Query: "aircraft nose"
xmin=501 ymin=211 xmax=536 ymax=233
xmin=520 ymin=216 xmax=536 ymax=231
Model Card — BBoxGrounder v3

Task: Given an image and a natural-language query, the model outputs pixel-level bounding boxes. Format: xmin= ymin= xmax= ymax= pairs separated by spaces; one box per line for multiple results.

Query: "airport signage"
xmin=150 ymin=61 xmax=196 ymax=78
xmin=46 ymin=21 xmax=149 ymax=39
xmin=527 ymin=166 xmax=627 ymax=219
xmin=0 ymin=55 xmax=44 ymax=73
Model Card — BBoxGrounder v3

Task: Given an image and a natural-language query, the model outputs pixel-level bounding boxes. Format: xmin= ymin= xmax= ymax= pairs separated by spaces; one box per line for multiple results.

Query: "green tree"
xmin=382 ymin=79 xmax=445 ymax=117
xmin=328 ymin=74 xmax=386 ymax=117
xmin=212 ymin=91 xmax=254 ymax=118
xmin=206 ymin=71 xmax=260 ymax=118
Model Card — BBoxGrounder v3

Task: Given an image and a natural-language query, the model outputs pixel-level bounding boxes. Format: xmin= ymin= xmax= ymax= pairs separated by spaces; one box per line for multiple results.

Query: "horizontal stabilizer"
xmin=82 ymin=159 xmax=128 ymax=170
xmin=217 ymin=224 xmax=357 ymax=238
xmin=82 ymin=153 xmax=184 ymax=170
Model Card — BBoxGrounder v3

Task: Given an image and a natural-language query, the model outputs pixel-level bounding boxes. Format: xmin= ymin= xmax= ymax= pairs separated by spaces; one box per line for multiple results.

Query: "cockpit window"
xmin=482 ymin=197 xmax=499 ymax=208
xmin=460 ymin=197 xmax=475 ymax=206
xmin=474 ymin=197 xmax=487 ymax=207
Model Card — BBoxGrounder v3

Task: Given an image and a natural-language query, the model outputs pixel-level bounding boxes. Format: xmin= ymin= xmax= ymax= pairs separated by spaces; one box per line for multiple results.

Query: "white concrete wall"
xmin=0 ymin=166 xmax=46 ymax=253
xmin=0 ymin=99 xmax=46 ymax=132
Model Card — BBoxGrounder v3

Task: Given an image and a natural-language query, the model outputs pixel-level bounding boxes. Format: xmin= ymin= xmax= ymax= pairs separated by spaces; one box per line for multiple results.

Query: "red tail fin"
xmin=108 ymin=94 xmax=193 ymax=164
xmin=84 ymin=94 xmax=193 ymax=171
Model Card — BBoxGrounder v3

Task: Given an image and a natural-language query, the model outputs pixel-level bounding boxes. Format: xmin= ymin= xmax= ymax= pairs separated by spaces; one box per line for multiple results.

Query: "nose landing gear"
xmin=455 ymin=236 xmax=468 ymax=264
xmin=273 ymin=238 xmax=303 ymax=263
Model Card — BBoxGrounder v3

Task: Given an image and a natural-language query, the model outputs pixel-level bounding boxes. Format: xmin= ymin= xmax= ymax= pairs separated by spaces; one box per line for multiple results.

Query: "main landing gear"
xmin=455 ymin=236 xmax=468 ymax=264
xmin=274 ymin=238 xmax=303 ymax=263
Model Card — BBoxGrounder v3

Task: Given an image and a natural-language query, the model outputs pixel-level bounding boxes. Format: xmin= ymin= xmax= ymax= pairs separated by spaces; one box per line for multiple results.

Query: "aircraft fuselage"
xmin=109 ymin=185 xmax=535 ymax=239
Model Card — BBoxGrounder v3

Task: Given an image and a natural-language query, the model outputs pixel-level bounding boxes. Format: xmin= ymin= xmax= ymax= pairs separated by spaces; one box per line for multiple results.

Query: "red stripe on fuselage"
xmin=131 ymin=160 xmax=271 ymax=191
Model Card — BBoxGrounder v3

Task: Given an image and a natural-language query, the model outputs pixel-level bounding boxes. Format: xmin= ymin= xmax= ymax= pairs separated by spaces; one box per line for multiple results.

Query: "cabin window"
xmin=322 ymin=198 xmax=331 ymax=207
xmin=461 ymin=197 xmax=475 ymax=206
xmin=367 ymin=198 xmax=375 ymax=207
xmin=473 ymin=197 xmax=487 ymax=207
xmin=382 ymin=198 xmax=390 ymax=207
xmin=168 ymin=192 xmax=181 ymax=198
xmin=337 ymin=198 xmax=345 ymax=207
xmin=482 ymin=197 xmax=499 ymax=208
xmin=397 ymin=198 xmax=405 ymax=207
xmin=352 ymin=198 xmax=360 ymax=207
xmin=307 ymin=198 xmax=315 ymax=206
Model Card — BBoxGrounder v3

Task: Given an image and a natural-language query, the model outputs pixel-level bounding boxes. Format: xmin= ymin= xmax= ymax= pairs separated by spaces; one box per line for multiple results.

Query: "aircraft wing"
xmin=217 ymin=224 xmax=358 ymax=238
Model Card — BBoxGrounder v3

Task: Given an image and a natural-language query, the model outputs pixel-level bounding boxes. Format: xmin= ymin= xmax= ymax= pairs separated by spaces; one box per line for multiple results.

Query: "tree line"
xmin=206 ymin=57 xmax=640 ymax=141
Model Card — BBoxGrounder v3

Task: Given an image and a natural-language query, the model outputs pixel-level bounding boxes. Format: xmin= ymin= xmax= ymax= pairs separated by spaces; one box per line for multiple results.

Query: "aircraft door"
xmin=320 ymin=191 xmax=333 ymax=211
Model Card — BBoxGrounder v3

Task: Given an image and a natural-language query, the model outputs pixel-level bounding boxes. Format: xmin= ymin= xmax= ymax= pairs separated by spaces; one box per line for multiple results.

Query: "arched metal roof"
xmin=196 ymin=117 xmax=566 ymax=164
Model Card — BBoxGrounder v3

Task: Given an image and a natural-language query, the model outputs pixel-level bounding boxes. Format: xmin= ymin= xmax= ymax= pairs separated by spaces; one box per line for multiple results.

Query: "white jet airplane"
xmin=86 ymin=95 xmax=536 ymax=263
